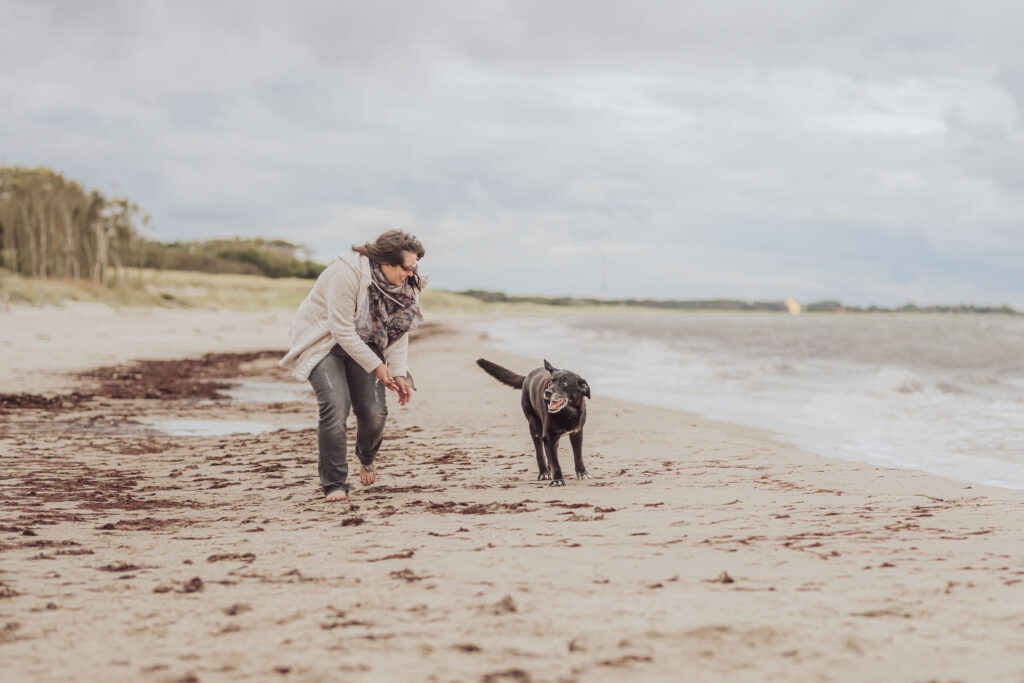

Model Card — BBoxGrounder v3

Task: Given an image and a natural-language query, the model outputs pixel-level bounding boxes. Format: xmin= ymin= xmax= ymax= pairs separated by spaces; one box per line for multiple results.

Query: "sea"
xmin=474 ymin=312 xmax=1024 ymax=489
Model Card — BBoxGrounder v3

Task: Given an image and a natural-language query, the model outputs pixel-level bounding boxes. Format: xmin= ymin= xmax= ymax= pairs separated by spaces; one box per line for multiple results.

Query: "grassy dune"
xmin=0 ymin=268 xmax=311 ymax=310
xmin=0 ymin=268 xmax=529 ymax=314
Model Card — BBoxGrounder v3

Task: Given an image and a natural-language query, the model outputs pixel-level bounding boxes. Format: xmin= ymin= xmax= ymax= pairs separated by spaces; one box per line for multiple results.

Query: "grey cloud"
xmin=2 ymin=0 xmax=1024 ymax=306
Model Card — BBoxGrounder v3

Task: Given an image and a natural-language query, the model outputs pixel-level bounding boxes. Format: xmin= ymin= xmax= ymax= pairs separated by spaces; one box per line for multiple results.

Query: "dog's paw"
xmin=537 ymin=472 xmax=552 ymax=481
xmin=576 ymin=470 xmax=591 ymax=479
xmin=549 ymin=478 xmax=567 ymax=487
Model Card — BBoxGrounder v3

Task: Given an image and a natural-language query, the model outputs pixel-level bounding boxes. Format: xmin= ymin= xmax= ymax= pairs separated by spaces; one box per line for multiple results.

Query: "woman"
xmin=280 ymin=230 xmax=425 ymax=502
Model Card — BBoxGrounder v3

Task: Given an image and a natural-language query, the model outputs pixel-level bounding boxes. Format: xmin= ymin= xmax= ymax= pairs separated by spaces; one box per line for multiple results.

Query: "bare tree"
xmin=0 ymin=167 xmax=147 ymax=284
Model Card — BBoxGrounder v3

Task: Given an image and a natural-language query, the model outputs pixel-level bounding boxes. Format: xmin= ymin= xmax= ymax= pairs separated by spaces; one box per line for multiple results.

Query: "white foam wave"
xmin=475 ymin=315 xmax=1024 ymax=489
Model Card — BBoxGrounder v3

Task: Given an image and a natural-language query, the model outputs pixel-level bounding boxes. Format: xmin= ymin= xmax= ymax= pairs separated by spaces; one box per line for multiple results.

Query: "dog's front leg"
xmin=533 ymin=440 xmax=551 ymax=480
xmin=528 ymin=416 xmax=550 ymax=480
xmin=570 ymin=431 xmax=589 ymax=479
xmin=543 ymin=434 xmax=566 ymax=486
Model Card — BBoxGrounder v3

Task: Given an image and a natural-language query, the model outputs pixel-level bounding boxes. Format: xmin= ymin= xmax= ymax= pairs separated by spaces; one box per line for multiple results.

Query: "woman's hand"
xmin=375 ymin=364 xmax=399 ymax=391
xmin=394 ymin=376 xmax=412 ymax=406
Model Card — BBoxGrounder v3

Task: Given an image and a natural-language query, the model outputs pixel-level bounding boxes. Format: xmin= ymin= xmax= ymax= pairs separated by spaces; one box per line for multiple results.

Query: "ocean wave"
xmin=474 ymin=313 xmax=1024 ymax=489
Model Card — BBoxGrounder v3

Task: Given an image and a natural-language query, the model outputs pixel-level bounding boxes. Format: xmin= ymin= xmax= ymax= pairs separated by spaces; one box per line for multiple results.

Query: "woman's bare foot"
xmin=359 ymin=463 xmax=377 ymax=485
xmin=324 ymin=490 xmax=349 ymax=502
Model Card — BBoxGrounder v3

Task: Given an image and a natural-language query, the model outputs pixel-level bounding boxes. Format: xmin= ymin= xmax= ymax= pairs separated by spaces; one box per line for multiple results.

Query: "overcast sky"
xmin=3 ymin=1 xmax=1024 ymax=306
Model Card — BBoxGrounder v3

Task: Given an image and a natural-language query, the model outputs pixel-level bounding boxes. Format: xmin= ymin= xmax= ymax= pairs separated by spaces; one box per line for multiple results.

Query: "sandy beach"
xmin=2 ymin=305 xmax=1023 ymax=682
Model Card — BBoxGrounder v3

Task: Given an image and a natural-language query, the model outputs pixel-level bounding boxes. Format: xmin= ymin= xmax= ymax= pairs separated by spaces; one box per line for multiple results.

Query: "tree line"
xmin=0 ymin=166 xmax=143 ymax=284
xmin=0 ymin=166 xmax=324 ymax=282
xmin=136 ymin=238 xmax=324 ymax=279
xmin=458 ymin=290 xmax=1019 ymax=314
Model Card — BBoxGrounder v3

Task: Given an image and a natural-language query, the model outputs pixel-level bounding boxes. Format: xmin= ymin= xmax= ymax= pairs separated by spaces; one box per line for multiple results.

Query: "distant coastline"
xmin=457 ymin=289 xmax=1020 ymax=315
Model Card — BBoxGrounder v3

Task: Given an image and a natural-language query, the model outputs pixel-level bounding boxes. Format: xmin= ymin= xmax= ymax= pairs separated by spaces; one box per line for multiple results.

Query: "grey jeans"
xmin=308 ymin=344 xmax=388 ymax=496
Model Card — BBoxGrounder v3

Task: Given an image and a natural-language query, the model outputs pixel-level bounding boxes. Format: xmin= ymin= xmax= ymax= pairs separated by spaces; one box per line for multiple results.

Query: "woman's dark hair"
xmin=351 ymin=229 xmax=426 ymax=289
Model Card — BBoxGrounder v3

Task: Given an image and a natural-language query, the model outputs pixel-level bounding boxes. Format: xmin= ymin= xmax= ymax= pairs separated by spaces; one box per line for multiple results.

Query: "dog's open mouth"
xmin=547 ymin=397 xmax=568 ymax=413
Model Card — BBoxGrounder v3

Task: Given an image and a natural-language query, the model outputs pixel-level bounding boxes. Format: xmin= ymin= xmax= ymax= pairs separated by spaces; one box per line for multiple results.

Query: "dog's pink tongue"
xmin=548 ymin=398 xmax=565 ymax=411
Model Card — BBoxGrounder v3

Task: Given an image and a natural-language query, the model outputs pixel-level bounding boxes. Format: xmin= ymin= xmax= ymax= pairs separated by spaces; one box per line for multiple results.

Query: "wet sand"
xmin=1 ymin=307 xmax=1023 ymax=682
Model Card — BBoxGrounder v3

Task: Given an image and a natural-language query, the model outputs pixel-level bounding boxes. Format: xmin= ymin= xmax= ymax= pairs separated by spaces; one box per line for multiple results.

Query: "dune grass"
xmin=0 ymin=268 xmax=308 ymax=310
xmin=0 ymin=267 xmax=532 ymax=314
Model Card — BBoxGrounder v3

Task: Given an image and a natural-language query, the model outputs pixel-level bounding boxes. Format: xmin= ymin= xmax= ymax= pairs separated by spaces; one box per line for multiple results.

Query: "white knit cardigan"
xmin=279 ymin=251 xmax=411 ymax=382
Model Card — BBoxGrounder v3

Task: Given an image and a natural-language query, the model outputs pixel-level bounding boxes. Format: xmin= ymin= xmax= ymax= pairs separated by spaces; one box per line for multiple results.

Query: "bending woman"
xmin=281 ymin=230 xmax=425 ymax=502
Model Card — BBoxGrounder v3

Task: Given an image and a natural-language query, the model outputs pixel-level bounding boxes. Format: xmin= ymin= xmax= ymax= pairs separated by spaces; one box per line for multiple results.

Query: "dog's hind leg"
xmin=526 ymin=412 xmax=550 ymax=480
xmin=543 ymin=434 xmax=566 ymax=486
xmin=570 ymin=431 xmax=590 ymax=479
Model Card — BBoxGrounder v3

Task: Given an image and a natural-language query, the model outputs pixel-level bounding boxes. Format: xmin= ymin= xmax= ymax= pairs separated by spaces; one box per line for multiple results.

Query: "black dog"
xmin=476 ymin=358 xmax=590 ymax=486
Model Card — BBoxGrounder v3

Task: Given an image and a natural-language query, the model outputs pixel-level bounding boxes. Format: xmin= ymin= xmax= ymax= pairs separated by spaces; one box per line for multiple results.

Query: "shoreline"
xmin=2 ymin=306 xmax=1023 ymax=680
xmin=467 ymin=309 xmax=1024 ymax=493
xmin=3 ymin=301 xmax=1020 ymax=498
xmin=2 ymin=300 xmax=1019 ymax=500
xmin=4 ymin=301 xmax=1019 ymax=499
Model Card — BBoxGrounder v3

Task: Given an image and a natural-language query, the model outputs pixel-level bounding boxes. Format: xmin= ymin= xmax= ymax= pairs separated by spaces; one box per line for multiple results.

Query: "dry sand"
xmin=0 ymin=303 xmax=294 ymax=395
xmin=1 ymin=305 xmax=1023 ymax=682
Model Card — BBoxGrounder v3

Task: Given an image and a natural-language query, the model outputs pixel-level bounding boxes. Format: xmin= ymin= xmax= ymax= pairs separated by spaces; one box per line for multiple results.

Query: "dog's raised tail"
xmin=476 ymin=358 xmax=526 ymax=389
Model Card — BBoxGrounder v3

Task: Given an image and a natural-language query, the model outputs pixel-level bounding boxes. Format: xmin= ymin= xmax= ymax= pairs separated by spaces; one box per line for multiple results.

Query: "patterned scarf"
xmin=363 ymin=261 xmax=424 ymax=352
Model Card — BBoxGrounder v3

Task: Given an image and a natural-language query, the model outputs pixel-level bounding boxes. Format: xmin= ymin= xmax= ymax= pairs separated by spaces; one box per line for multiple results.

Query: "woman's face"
xmin=380 ymin=250 xmax=418 ymax=286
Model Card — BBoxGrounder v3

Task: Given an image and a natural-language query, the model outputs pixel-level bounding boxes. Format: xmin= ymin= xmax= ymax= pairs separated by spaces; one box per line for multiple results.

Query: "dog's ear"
xmin=579 ymin=379 xmax=591 ymax=399
xmin=543 ymin=359 xmax=557 ymax=373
